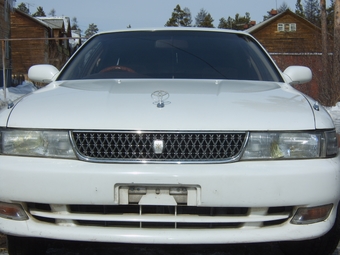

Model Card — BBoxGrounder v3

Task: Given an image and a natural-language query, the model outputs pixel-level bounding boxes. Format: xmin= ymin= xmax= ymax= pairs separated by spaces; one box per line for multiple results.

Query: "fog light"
xmin=291 ymin=204 xmax=333 ymax=224
xmin=0 ymin=202 xmax=28 ymax=221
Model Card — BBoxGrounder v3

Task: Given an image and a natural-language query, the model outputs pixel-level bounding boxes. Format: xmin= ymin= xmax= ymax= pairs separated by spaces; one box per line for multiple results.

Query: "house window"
xmin=277 ymin=23 xmax=296 ymax=32
xmin=289 ymin=23 xmax=297 ymax=31
xmin=277 ymin=23 xmax=284 ymax=32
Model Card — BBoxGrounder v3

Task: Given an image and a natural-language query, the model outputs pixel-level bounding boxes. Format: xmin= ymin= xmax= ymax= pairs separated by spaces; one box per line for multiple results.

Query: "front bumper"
xmin=0 ymin=155 xmax=339 ymax=244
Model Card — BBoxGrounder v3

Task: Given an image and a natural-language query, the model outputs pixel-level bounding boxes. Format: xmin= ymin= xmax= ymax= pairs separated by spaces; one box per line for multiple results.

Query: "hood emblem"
xmin=153 ymin=140 xmax=164 ymax=154
xmin=151 ymin=90 xmax=170 ymax=108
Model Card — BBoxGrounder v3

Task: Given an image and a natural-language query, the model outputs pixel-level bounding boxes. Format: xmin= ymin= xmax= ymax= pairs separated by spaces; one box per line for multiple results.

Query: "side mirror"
xmin=28 ymin=64 xmax=59 ymax=83
xmin=283 ymin=66 xmax=312 ymax=85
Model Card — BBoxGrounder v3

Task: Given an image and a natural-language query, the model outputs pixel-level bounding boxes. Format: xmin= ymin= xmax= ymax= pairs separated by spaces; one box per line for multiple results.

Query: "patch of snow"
xmin=0 ymin=81 xmax=37 ymax=110
xmin=326 ymin=103 xmax=340 ymax=133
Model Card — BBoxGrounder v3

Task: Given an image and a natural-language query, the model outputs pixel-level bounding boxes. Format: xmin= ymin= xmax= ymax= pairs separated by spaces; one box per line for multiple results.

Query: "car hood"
xmin=6 ymin=79 xmax=321 ymax=130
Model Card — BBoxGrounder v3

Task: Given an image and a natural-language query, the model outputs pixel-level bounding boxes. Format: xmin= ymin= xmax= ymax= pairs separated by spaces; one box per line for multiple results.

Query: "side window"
xmin=58 ymin=40 xmax=104 ymax=79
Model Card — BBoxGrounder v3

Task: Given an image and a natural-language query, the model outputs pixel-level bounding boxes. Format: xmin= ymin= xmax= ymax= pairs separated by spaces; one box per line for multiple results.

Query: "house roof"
xmin=35 ymin=17 xmax=71 ymax=32
xmin=246 ymin=9 xmax=321 ymax=34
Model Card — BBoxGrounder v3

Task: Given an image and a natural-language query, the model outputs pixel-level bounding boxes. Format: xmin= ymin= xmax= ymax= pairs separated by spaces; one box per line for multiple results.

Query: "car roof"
xmin=95 ymin=27 xmax=251 ymax=37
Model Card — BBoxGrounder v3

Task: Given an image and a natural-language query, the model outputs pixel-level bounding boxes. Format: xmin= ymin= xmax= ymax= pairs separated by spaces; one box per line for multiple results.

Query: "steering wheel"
xmin=100 ymin=65 xmax=136 ymax=73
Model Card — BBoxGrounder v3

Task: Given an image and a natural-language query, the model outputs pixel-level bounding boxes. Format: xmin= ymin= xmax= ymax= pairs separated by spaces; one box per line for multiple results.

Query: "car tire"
xmin=7 ymin=235 xmax=48 ymax=255
xmin=279 ymin=204 xmax=340 ymax=255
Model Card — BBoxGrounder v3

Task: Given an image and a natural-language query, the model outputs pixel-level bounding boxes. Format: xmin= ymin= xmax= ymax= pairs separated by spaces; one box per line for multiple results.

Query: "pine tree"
xmin=218 ymin=17 xmax=229 ymax=29
xmin=17 ymin=2 xmax=29 ymax=14
xmin=219 ymin=13 xmax=251 ymax=30
xmin=200 ymin=13 xmax=214 ymax=27
xmin=32 ymin=6 xmax=46 ymax=17
xmin=195 ymin=8 xmax=207 ymax=26
xmin=234 ymin=13 xmax=251 ymax=30
xmin=182 ymin=7 xmax=192 ymax=27
xmin=195 ymin=8 xmax=214 ymax=27
xmin=165 ymin=5 xmax=192 ymax=27
xmin=85 ymin=23 xmax=99 ymax=38
xmin=304 ymin=0 xmax=320 ymax=26
xmin=295 ymin=0 xmax=305 ymax=17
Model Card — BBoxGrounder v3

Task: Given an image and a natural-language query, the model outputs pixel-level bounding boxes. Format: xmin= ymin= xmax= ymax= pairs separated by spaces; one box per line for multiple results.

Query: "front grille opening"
xmin=33 ymin=215 xmax=56 ymax=224
xmin=263 ymin=219 xmax=287 ymax=227
xmin=70 ymin=204 xmax=139 ymax=214
xmin=75 ymin=221 xmax=243 ymax=229
xmin=27 ymin=203 xmax=293 ymax=229
xmin=267 ymin=206 xmax=293 ymax=215
xmin=76 ymin=220 xmax=141 ymax=228
xmin=27 ymin=202 xmax=51 ymax=212
xmin=263 ymin=206 xmax=293 ymax=227
xmin=27 ymin=203 xmax=55 ymax=224
xmin=69 ymin=205 xmax=250 ymax=217
xmin=177 ymin=223 xmax=242 ymax=229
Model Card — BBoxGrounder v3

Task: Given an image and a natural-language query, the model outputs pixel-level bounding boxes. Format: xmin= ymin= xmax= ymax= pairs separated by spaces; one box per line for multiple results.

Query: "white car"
xmin=0 ymin=28 xmax=339 ymax=255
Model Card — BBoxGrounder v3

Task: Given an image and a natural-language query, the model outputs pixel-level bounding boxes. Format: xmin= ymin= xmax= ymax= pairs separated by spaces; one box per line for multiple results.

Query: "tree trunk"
xmin=334 ymin=0 xmax=340 ymax=105
xmin=320 ymin=0 xmax=329 ymax=104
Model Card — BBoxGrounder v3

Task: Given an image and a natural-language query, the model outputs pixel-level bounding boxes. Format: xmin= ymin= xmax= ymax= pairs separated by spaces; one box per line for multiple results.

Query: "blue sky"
xmin=18 ymin=0 xmax=307 ymax=32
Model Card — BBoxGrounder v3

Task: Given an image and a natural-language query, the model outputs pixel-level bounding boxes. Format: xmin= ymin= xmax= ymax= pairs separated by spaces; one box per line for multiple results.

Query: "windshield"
xmin=58 ymin=30 xmax=283 ymax=82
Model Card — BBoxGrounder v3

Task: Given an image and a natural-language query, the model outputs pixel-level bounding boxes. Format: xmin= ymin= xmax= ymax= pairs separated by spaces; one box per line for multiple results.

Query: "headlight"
xmin=241 ymin=130 xmax=338 ymax=160
xmin=0 ymin=129 xmax=76 ymax=159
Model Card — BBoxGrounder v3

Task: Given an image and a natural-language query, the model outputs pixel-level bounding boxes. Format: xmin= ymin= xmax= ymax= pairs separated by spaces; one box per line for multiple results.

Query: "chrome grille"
xmin=71 ymin=131 xmax=247 ymax=163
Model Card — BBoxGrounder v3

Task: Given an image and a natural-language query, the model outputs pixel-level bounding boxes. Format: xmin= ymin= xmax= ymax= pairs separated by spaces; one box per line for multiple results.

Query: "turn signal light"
xmin=291 ymin=204 xmax=333 ymax=224
xmin=0 ymin=202 xmax=28 ymax=221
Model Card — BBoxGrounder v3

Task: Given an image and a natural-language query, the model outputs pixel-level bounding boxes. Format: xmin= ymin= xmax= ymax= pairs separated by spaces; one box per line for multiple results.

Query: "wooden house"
xmin=247 ymin=9 xmax=333 ymax=100
xmin=10 ymin=9 xmax=73 ymax=84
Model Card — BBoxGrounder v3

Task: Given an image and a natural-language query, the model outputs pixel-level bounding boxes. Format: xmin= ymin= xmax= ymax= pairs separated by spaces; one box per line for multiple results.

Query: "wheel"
xmin=279 ymin=204 xmax=340 ymax=255
xmin=7 ymin=235 xmax=48 ymax=255
xmin=100 ymin=65 xmax=135 ymax=73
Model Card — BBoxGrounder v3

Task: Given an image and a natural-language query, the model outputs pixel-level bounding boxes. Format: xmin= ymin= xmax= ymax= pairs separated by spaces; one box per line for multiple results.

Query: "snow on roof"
xmin=35 ymin=16 xmax=70 ymax=32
